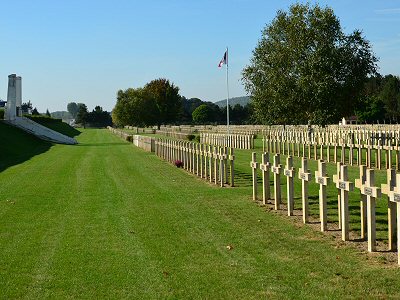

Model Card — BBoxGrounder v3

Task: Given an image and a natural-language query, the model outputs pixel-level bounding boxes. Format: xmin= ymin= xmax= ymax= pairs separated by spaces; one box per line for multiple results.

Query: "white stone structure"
xmin=4 ymin=74 xmax=77 ymax=145
xmin=16 ymin=76 xmax=22 ymax=116
xmin=6 ymin=74 xmax=18 ymax=120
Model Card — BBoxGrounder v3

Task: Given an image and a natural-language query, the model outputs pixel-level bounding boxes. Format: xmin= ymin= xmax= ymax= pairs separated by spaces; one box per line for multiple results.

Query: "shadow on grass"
xmin=76 ymin=142 xmax=129 ymax=147
xmin=0 ymin=121 xmax=52 ymax=172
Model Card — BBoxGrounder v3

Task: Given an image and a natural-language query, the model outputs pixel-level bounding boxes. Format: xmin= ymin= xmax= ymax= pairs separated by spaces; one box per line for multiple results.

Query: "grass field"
xmin=1 ymin=127 xmax=400 ymax=299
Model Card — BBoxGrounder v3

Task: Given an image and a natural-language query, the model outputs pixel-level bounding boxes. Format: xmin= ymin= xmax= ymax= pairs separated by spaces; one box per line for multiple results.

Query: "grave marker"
xmin=381 ymin=168 xmax=397 ymax=251
xmin=271 ymin=154 xmax=282 ymax=210
xmin=355 ymin=165 xmax=367 ymax=240
xmin=332 ymin=162 xmax=343 ymax=230
xmin=388 ymin=174 xmax=400 ymax=264
xmin=250 ymin=152 xmax=259 ymax=200
xmin=299 ymin=157 xmax=312 ymax=224
xmin=259 ymin=152 xmax=270 ymax=205
xmin=284 ymin=156 xmax=295 ymax=216
xmin=336 ymin=165 xmax=354 ymax=241
xmin=315 ymin=160 xmax=330 ymax=231
xmin=229 ymin=148 xmax=235 ymax=187
xmin=360 ymin=169 xmax=381 ymax=252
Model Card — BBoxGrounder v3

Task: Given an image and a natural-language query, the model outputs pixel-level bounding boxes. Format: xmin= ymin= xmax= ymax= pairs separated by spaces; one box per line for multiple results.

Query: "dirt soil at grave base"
xmin=253 ymin=198 xmax=399 ymax=268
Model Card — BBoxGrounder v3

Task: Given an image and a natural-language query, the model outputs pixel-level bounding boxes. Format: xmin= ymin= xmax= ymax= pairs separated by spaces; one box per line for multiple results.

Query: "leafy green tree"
xmin=380 ymin=75 xmax=400 ymax=122
xmin=355 ymin=95 xmax=386 ymax=123
xmin=181 ymin=97 xmax=205 ymax=124
xmin=143 ymin=78 xmax=182 ymax=127
xmin=87 ymin=106 xmax=113 ymax=127
xmin=67 ymin=102 xmax=79 ymax=119
xmin=112 ymin=88 xmax=158 ymax=127
xmin=242 ymin=3 xmax=377 ymax=125
xmin=76 ymin=104 xmax=88 ymax=127
xmin=192 ymin=104 xmax=213 ymax=124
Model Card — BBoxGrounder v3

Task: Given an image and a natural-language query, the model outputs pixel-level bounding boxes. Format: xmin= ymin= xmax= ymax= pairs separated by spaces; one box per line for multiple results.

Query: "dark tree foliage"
xmin=87 ymin=106 xmax=112 ymax=127
xmin=356 ymin=74 xmax=400 ymax=123
xmin=230 ymin=104 xmax=252 ymax=125
xmin=31 ymin=107 xmax=40 ymax=115
xmin=242 ymin=3 xmax=378 ymax=125
xmin=143 ymin=78 xmax=182 ymax=127
xmin=76 ymin=104 xmax=89 ymax=127
xmin=111 ymin=79 xmax=255 ymax=126
xmin=181 ymin=97 xmax=205 ymax=123
xmin=112 ymin=88 xmax=158 ymax=127
xmin=67 ymin=102 xmax=79 ymax=119
xmin=45 ymin=109 xmax=51 ymax=117
xmin=192 ymin=104 xmax=213 ymax=124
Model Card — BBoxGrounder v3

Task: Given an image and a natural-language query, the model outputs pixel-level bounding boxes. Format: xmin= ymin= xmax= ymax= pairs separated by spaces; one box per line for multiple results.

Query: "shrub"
xmin=174 ymin=160 xmax=184 ymax=168
xmin=0 ymin=109 xmax=4 ymax=120
xmin=26 ymin=115 xmax=62 ymax=124
xmin=186 ymin=134 xmax=195 ymax=141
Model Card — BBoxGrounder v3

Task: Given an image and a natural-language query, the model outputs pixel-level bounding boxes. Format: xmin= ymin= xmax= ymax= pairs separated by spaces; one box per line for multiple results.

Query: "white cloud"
xmin=375 ymin=8 xmax=400 ymax=14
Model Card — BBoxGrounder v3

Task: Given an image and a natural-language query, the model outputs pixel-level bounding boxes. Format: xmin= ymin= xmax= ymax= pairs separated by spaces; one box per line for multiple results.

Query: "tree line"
xmin=356 ymin=75 xmax=400 ymax=123
xmin=67 ymin=102 xmax=112 ymax=127
xmin=111 ymin=78 xmax=254 ymax=128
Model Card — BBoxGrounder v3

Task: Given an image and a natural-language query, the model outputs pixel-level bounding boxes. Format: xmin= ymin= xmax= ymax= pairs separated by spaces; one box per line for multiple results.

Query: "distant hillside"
xmin=214 ymin=96 xmax=250 ymax=108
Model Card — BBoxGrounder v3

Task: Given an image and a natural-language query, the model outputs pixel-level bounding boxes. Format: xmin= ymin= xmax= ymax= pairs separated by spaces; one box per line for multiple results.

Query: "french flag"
xmin=218 ymin=50 xmax=227 ymax=68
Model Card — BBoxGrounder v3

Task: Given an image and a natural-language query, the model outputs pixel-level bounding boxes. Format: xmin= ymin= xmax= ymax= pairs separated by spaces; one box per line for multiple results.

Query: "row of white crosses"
xmin=155 ymin=138 xmax=235 ymax=187
xmin=250 ymin=152 xmax=400 ymax=264
xmin=200 ymin=133 xmax=254 ymax=149
xmin=263 ymin=129 xmax=400 ymax=171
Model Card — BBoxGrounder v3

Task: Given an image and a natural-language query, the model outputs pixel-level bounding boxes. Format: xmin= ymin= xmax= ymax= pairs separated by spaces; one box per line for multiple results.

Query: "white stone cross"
xmin=336 ymin=165 xmax=354 ymax=241
xmin=332 ymin=162 xmax=343 ymax=230
xmin=208 ymin=145 xmax=213 ymax=183
xmin=284 ymin=156 xmax=296 ymax=216
xmin=360 ymin=169 xmax=381 ymax=252
xmin=259 ymin=152 xmax=270 ymax=205
xmin=388 ymin=174 xmax=400 ymax=264
xmin=250 ymin=152 xmax=259 ymax=201
xmin=219 ymin=148 xmax=227 ymax=187
xmin=298 ymin=157 xmax=312 ymax=224
xmin=315 ymin=160 xmax=330 ymax=232
xmin=271 ymin=154 xmax=282 ymax=210
xmin=355 ymin=165 xmax=367 ymax=240
xmin=213 ymin=146 xmax=219 ymax=185
xmin=381 ymin=168 xmax=397 ymax=251
xmin=228 ymin=148 xmax=235 ymax=187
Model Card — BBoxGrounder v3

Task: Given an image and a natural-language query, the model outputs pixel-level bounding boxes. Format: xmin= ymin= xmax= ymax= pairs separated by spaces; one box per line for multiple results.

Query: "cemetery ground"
xmin=1 ymin=127 xmax=400 ymax=298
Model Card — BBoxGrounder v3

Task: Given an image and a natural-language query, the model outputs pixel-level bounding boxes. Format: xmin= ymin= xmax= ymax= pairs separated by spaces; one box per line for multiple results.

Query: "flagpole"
xmin=226 ymin=47 xmax=230 ymax=136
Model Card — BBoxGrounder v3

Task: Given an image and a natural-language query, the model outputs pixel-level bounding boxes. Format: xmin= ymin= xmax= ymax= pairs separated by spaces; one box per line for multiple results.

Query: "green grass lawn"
xmin=1 ymin=128 xmax=400 ymax=299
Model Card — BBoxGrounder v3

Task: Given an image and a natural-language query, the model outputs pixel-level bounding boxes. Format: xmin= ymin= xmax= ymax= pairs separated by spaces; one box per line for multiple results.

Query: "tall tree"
xmin=87 ymin=106 xmax=113 ymax=127
xmin=242 ymin=3 xmax=377 ymax=125
xmin=76 ymin=104 xmax=88 ymax=127
xmin=112 ymin=88 xmax=158 ymax=127
xmin=67 ymin=102 xmax=79 ymax=119
xmin=192 ymin=104 xmax=212 ymax=124
xmin=380 ymin=75 xmax=400 ymax=122
xmin=143 ymin=78 xmax=182 ymax=127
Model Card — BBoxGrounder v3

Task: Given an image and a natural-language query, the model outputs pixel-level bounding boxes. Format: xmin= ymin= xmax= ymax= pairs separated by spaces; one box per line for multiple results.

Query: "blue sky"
xmin=1 ymin=0 xmax=399 ymax=113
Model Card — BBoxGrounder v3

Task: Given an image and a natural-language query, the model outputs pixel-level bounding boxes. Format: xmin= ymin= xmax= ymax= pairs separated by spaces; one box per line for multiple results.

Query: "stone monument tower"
xmin=6 ymin=74 xmax=17 ymax=120
xmin=16 ymin=76 xmax=22 ymax=116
